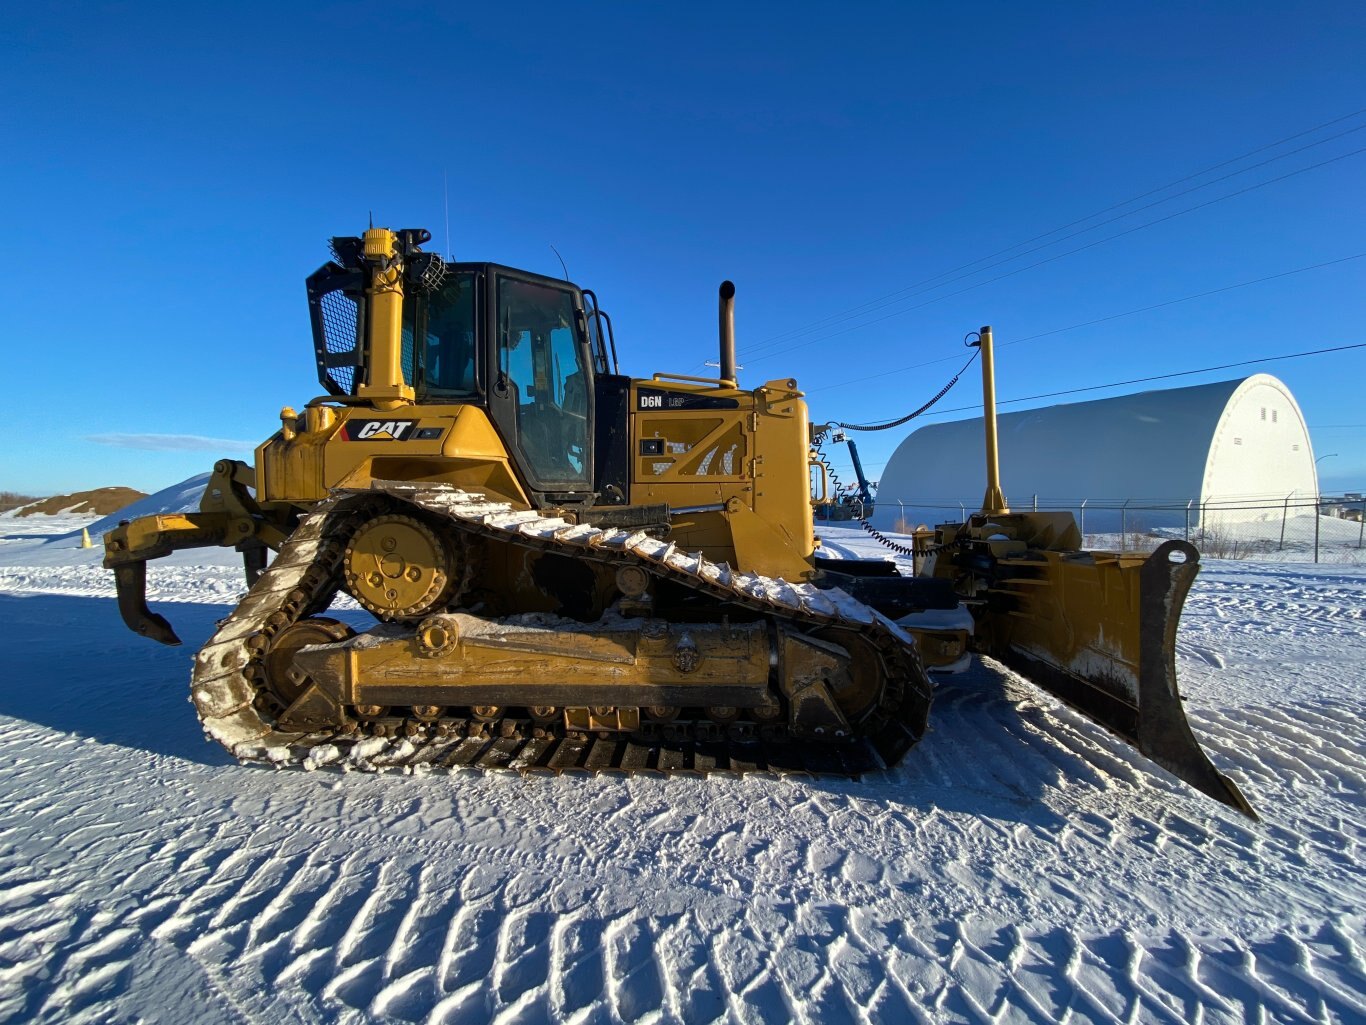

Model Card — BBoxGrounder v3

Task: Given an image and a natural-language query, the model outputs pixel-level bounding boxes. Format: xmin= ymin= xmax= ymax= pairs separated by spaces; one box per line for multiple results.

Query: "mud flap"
xmin=978 ymin=540 xmax=1256 ymax=819
xmin=112 ymin=561 xmax=182 ymax=646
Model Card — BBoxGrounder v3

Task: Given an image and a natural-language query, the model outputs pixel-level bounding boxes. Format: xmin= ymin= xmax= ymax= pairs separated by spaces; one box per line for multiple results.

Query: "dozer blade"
xmin=112 ymin=561 xmax=181 ymax=646
xmin=973 ymin=539 xmax=1256 ymax=819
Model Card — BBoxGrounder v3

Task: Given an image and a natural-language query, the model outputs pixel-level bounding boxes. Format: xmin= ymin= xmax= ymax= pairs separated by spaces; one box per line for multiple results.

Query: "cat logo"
xmin=342 ymin=419 xmax=417 ymax=442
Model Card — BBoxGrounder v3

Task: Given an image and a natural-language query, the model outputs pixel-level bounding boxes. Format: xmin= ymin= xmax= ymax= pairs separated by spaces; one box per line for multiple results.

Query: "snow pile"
xmin=0 ymin=517 xmax=1362 ymax=1023
xmin=85 ymin=472 xmax=212 ymax=538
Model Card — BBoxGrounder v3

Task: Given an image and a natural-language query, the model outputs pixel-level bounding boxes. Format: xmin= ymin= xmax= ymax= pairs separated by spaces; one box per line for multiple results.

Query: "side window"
xmin=414 ymin=273 xmax=478 ymax=398
xmin=502 ymin=327 xmax=534 ymax=397
xmin=399 ymin=312 xmax=417 ymax=387
xmin=550 ymin=326 xmax=586 ymax=417
xmin=497 ymin=278 xmax=590 ymax=484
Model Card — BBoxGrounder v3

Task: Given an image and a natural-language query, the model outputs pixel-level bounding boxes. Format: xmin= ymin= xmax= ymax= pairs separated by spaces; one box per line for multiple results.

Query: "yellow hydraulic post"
xmin=356 ymin=227 xmax=415 ymax=410
xmin=977 ymin=325 xmax=1009 ymax=516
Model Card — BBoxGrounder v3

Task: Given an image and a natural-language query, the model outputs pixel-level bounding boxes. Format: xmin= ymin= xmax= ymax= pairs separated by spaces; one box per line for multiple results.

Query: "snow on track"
xmin=0 ymin=518 xmax=1362 ymax=1023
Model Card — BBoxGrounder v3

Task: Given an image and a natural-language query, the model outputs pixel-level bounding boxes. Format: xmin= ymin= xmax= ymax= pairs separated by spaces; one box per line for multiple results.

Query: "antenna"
xmin=550 ymin=244 xmax=570 ymax=281
xmin=443 ymin=169 xmax=452 ymax=260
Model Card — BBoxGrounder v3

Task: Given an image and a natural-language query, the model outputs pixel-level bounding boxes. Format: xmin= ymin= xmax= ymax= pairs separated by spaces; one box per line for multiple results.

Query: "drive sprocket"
xmin=342 ymin=512 xmax=469 ymax=620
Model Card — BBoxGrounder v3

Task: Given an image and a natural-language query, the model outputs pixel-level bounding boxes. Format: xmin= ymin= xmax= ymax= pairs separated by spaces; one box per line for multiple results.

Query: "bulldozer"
xmin=104 ymin=226 xmax=1253 ymax=817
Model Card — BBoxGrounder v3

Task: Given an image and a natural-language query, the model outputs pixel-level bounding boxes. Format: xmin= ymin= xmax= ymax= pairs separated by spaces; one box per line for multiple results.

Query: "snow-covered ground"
xmin=0 ymin=516 xmax=1362 ymax=1024
xmin=1085 ymin=514 xmax=1366 ymax=565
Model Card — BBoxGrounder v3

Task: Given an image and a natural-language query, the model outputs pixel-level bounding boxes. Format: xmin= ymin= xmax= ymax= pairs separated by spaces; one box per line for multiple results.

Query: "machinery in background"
xmin=814 ymin=433 xmax=876 ymax=522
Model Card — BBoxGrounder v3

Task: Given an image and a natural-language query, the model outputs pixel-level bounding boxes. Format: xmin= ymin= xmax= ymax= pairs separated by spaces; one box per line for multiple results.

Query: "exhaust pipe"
xmin=718 ymin=280 xmax=737 ymax=387
xmin=978 ymin=325 xmax=1009 ymax=516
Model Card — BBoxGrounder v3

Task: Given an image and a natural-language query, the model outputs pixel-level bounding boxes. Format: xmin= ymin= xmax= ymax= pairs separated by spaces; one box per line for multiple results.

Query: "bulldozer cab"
xmin=307 ymin=253 xmax=606 ymax=502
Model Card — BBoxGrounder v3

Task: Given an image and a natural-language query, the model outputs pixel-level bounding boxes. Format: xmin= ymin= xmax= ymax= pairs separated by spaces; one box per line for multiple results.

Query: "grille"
xmin=319 ymin=290 xmax=361 ymax=394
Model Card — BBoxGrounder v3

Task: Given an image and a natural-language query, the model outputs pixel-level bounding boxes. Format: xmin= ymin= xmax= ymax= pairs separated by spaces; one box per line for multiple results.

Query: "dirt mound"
xmin=13 ymin=487 xmax=148 ymax=517
xmin=0 ymin=492 xmax=40 ymax=514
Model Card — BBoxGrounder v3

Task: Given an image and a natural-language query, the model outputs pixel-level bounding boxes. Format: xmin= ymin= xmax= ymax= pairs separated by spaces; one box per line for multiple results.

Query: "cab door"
xmin=486 ymin=271 xmax=595 ymax=502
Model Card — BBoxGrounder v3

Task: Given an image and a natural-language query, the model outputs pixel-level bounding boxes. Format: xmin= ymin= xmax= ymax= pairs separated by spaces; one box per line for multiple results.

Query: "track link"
xmin=189 ymin=483 xmax=932 ymax=774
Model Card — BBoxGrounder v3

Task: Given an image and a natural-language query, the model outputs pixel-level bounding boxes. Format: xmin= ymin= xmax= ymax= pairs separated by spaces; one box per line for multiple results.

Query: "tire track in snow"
xmin=2 ymin=549 xmax=1365 ymax=1021
xmin=2 ymin=771 xmax=1363 ymax=1024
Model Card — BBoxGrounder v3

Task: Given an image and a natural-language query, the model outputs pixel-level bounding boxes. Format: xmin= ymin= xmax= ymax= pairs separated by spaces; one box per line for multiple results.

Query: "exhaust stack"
xmin=978 ymin=325 xmax=1009 ymax=516
xmin=718 ymin=280 xmax=737 ymax=387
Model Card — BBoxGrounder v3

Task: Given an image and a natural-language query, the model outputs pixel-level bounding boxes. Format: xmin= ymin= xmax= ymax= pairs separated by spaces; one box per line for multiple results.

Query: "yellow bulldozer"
xmin=105 ymin=226 xmax=1253 ymax=816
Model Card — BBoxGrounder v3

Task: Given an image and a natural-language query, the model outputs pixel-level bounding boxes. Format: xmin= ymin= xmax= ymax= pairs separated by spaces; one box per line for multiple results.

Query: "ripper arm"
xmin=103 ymin=460 xmax=290 ymax=646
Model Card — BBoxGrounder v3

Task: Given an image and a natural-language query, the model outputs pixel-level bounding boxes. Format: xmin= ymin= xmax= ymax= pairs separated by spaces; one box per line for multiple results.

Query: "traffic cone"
xmin=80 ymin=527 xmax=92 ymax=549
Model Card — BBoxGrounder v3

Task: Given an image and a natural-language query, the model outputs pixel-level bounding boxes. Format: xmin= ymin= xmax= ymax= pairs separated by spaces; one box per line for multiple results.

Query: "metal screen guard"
xmin=306 ymin=264 xmax=366 ymax=396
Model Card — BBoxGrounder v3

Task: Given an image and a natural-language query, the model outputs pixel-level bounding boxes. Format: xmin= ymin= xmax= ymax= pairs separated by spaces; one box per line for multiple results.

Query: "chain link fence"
xmin=878 ymin=494 xmax=1366 ymax=564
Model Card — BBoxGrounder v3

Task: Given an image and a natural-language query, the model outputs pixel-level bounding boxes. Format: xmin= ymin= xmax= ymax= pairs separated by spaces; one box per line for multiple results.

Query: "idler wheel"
xmin=344 ymin=514 xmax=459 ymax=620
xmin=810 ymin=627 xmax=887 ymax=725
xmin=263 ymin=617 xmax=355 ymax=707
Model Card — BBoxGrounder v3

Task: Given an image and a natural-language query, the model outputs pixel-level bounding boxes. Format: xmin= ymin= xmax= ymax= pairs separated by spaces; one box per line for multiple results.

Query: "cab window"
xmin=402 ymin=272 xmax=479 ymax=399
xmin=496 ymin=277 xmax=590 ymax=484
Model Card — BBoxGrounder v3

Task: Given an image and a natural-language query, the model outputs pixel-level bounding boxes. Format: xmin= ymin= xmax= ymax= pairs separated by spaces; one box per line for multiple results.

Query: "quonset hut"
xmin=873 ymin=374 xmax=1318 ymax=533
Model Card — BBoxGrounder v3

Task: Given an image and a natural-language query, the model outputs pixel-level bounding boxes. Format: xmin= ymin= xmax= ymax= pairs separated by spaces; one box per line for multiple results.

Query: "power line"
xmin=809 ymin=251 xmax=1366 ymax=394
xmin=831 ymin=341 xmax=1366 ymax=424
xmin=808 ymin=351 xmax=969 ymax=395
xmin=742 ymin=107 xmax=1366 ymax=357
xmin=748 ymin=144 xmax=1366 ymax=365
xmin=985 ymin=341 xmax=1366 ymax=408
xmin=748 ymin=121 xmax=1366 ymax=359
xmin=1000 ymin=252 xmax=1366 ymax=348
xmin=862 ymin=124 xmax=1366 ymax=342
xmin=819 ymin=351 xmax=1366 ymax=481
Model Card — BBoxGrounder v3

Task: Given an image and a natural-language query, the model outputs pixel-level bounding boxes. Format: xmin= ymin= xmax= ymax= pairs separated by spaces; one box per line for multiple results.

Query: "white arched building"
xmin=873 ymin=374 xmax=1318 ymax=533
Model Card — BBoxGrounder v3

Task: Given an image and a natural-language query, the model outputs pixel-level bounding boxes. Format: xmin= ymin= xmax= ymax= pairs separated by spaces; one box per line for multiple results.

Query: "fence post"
xmin=1313 ymin=497 xmax=1321 ymax=563
xmin=1184 ymin=500 xmax=1192 ymax=541
xmin=1121 ymin=499 xmax=1131 ymax=551
xmin=1279 ymin=491 xmax=1292 ymax=551
xmin=1032 ymin=493 xmax=1038 ymax=512
xmin=1079 ymin=499 xmax=1087 ymax=537
xmin=1360 ymin=498 xmax=1365 ymax=549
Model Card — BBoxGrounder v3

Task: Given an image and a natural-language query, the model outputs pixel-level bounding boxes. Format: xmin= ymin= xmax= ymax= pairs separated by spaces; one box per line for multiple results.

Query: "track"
xmin=190 ymin=483 xmax=932 ymax=774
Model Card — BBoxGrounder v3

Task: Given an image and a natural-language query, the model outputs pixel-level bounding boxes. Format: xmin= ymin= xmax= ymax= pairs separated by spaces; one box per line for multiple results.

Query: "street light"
xmin=1314 ymin=454 xmax=1339 ymax=521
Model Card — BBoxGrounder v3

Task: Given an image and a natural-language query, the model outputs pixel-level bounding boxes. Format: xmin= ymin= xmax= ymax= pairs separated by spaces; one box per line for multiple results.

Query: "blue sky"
xmin=2 ymin=2 xmax=1363 ymax=496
